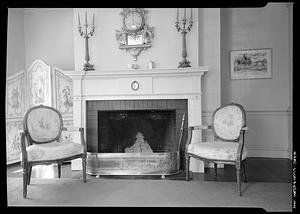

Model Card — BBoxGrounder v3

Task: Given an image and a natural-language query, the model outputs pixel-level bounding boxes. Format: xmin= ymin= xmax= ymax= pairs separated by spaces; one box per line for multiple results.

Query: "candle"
xmin=85 ymin=11 xmax=87 ymax=26
xmin=78 ymin=13 xmax=81 ymax=26
xmin=93 ymin=13 xmax=95 ymax=26
xmin=184 ymin=8 xmax=186 ymax=19
xmin=176 ymin=8 xmax=179 ymax=22
xmin=190 ymin=8 xmax=193 ymax=21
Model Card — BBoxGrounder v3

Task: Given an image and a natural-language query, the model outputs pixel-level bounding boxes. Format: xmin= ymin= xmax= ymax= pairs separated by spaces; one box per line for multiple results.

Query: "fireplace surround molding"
xmin=64 ymin=66 xmax=208 ymax=173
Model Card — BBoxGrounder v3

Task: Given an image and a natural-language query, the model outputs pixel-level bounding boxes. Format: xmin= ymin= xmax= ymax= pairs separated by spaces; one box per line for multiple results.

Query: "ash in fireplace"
xmin=124 ymin=132 xmax=153 ymax=153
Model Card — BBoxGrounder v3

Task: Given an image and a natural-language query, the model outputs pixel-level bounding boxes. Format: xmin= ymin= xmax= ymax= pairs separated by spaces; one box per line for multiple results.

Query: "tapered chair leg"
xmin=57 ymin=163 xmax=61 ymax=178
xmin=185 ymin=154 xmax=190 ymax=181
xmin=27 ymin=165 xmax=32 ymax=185
xmin=82 ymin=156 xmax=86 ymax=183
xmin=214 ymin=163 xmax=218 ymax=178
xmin=23 ymin=167 xmax=28 ymax=198
xmin=242 ymin=161 xmax=247 ymax=182
xmin=236 ymin=164 xmax=242 ymax=196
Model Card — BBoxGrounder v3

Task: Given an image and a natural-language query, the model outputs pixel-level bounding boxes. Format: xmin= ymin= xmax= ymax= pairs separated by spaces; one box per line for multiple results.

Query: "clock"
xmin=116 ymin=8 xmax=154 ymax=61
xmin=131 ymin=80 xmax=139 ymax=91
xmin=123 ymin=9 xmax=145 ymax=33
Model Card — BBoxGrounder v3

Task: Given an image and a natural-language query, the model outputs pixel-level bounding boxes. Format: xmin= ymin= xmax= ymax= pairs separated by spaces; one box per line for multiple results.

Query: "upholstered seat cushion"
xmin=21 ymin=141 xmax=84 ymax=162
xmin=187 ymin=141 xmax=247 ymax=161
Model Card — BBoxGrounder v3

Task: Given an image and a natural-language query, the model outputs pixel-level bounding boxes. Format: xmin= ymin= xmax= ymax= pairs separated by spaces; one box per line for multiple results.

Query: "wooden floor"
xmin=7 ymin=157 xmax=292 ymax=183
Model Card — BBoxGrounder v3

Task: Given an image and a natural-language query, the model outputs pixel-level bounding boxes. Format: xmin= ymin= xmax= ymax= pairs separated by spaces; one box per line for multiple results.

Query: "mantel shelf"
xmin=63 ymin=66 xmax=208 ymax=79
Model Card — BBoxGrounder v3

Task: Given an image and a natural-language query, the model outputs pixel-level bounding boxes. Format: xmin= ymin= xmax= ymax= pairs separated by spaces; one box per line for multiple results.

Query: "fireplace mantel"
xmin=64 ymin=67 xmax=208 ymax=78
xmin=64 ymin=66 xmax=208 ymax=173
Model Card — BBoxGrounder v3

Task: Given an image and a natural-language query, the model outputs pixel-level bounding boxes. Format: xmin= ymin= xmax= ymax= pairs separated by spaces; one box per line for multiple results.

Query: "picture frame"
xmin=230 ymin=48 xmax=272 ymax=80
xmin=127 ymin=33 xmax=143 ymax=46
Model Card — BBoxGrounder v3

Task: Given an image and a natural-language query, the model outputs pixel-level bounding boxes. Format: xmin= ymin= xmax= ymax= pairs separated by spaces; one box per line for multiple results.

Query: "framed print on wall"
xmin=230 ymin=48 xmax=272 ymax=80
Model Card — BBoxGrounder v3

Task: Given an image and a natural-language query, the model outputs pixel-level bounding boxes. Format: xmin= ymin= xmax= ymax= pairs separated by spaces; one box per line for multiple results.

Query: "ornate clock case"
xmin=116 ymin=8 xmax=154 ymax=61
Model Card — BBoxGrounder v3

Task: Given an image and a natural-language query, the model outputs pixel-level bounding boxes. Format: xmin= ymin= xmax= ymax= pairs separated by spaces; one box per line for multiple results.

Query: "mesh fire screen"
xmin=98 ymin=110 xmax=176 ymax=153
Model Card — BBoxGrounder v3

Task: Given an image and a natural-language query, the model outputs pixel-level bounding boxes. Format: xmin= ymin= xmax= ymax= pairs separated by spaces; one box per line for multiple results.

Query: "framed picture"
xmin=127 ymin=33 xmax=143 ymax=46
xmin=230 ymin=48 xmax=272 ymax=80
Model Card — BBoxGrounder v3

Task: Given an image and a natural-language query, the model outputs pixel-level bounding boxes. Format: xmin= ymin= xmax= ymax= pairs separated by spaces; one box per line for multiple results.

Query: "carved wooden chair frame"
xmin=185 ymin=102 xmax=249 ymax=196
xmin=19 ymin=104 xmax=87 ymax=198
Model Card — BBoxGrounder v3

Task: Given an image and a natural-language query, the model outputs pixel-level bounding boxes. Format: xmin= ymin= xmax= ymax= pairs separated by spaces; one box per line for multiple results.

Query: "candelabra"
xmin=78 ymin=12 xmax=95 ymax=71
xmin=175 ymin=8 xmax=193 ymax=68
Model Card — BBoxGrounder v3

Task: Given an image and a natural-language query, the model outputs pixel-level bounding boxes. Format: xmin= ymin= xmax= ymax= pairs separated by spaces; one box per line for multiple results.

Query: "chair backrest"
xmin=23 ymin=105 xmax=63 ymax=144
xmin=212 ymin=103 xmax=246 ymax=142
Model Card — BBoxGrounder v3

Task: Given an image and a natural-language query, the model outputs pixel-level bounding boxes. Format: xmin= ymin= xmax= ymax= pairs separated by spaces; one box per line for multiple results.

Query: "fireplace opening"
xmin=98 ymin=110 xmax=176 ymax=153
xmin=86 ymin=99 xmax=188 ymax=175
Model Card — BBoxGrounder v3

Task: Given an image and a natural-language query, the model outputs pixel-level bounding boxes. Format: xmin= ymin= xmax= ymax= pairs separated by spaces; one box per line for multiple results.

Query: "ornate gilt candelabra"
xmin=175 ymin=8 xmax=193 ymax=68
xmin=78 ymin=12 xmax=95 ymax=71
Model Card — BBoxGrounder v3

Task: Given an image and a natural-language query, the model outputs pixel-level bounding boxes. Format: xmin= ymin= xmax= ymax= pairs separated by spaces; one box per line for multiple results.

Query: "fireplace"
xmin=86 ymin=99 xmax=187 ymax=175
xmin=97 ymin=110 xmax=176 ymax=153
xmin=65 ymin=67 xmax=207 ymax=173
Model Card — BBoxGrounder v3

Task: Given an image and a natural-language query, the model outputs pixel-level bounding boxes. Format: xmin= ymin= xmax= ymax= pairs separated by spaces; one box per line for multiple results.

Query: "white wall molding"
xmin=246 ymin=110 xmax=291 ymax=116
xmin=203 ymin=110 xmax=291 ymax=116
xmin=247 ymin=147 xmax=292 ymax=159
xmin=23 ymin=8 xmax=72 ymax=13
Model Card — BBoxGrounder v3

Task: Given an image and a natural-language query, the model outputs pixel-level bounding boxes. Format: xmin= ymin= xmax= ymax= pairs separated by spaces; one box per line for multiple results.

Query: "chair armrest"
xmin=63 ymin=127 xmax=86 ymax=153
xmin=190 ymin=125 xmax=213 ymax=130
xmin=62 ymin=126 xmax=83 ymax=132
xmin=185 ymin=125 xmax=212 ymax=152
xmin=18 ymin=130 xmax=28 ymax=163
xmin=241 ymin=126 xmax=249 ymax=133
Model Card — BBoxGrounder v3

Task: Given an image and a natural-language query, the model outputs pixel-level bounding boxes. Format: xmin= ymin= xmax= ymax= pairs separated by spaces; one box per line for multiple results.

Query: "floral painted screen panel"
xmin=59 ymin=119 xmax=74 ymax=143
xmin=27 ymin=60 xmax=52 ymax=107
xmin=213 ymin=105 xmax=244 ymax=141
xmin=55 ymin=69 xmax=73 ymax=117
xmin=6 ymin=120 xmax=23 ymax=164
xmin=26 ymin=108 xmax=62 ymax=143
xmin=6 ymin=72 xmax=25 ymax=118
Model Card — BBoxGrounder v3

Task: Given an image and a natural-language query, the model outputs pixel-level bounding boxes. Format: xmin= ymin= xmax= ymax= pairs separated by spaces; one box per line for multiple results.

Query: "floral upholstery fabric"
xmin=187 ymin=142 xmax=247 ymax=161
xmin=20 ymin=141 xmax=84 ymax=162
xmin=213 ymin=105 xmax=244 ymax=140
xmin=26 ymin=108 xmax=61 ymax=142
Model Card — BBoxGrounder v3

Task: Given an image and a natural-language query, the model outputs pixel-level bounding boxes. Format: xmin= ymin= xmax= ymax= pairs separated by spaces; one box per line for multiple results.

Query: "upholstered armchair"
xmin=185 ymin=103 xmax=249 ymax=196
xmin=19 ymin=105 xmax=87 ymax=198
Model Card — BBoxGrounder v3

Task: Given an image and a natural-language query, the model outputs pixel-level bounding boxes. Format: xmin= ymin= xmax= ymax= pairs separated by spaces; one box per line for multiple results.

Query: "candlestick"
xmin=93 ymin=13 xmax=95 ymax=26
xmin=78 ymin=12 xmax=95 ymax=71
xmin=176 ymin=8 xmax=179 ymax=22
xmin=190 ymin=8 xmax=193 ymax=21
xmin=78 ymin=13 xmax=81 ymax=26
xmin=85 ymin=12 xmax=87 ymax=26
xmin=175 ymin=8 xmax=193 ymax=68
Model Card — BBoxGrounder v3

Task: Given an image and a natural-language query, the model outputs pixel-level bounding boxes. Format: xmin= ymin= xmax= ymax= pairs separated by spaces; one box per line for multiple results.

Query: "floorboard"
xmin=7 ymin=157 xmax=292 ymax=183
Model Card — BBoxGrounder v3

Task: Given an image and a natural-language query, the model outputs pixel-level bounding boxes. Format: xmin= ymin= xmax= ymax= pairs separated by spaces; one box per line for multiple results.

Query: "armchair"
xmin=19 ymin=105 xmax=87 ymax=198
xmin=185 ymin=102 xmax=248 ymax=196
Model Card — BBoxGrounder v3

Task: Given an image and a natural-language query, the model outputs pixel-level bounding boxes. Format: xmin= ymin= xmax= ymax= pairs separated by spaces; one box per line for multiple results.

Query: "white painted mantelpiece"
xmin=64 ymin=66 xmax=208 ymax=173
